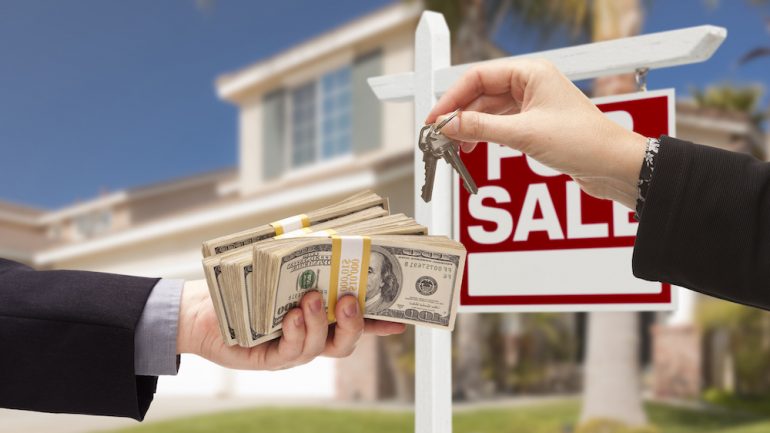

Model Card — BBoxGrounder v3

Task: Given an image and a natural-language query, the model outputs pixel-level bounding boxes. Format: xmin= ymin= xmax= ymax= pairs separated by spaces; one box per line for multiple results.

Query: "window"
xmin=73 ymin=209 xmax=112 ymax=239
xmin=291 ymin=81 xmax=317 ymax=168
xmin=321 ymin=66 xmax=351 ymax=159
xmin=262 ymin=52 xmax=382 ymax=180
xmin=288 ymin=65 xmax=352 ymax=169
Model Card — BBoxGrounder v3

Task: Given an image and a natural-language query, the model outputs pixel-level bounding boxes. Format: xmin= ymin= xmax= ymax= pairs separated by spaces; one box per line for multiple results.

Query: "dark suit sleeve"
xmin=633 ymin=136 xmax=770 ymax=310
xmin=0 ymin=259 xmax=160 ymax=420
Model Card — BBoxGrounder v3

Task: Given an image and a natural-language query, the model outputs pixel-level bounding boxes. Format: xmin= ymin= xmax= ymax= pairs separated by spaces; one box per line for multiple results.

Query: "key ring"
xmin=433 ymin=109 xmax=461 ymax=134
xmin=418 ymin=124 xmax=434 ymax=151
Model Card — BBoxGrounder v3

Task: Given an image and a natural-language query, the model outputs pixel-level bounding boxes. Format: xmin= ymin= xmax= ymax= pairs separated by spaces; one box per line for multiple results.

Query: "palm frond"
xmin=507 ymin=0 xmax=593 ymax=44
xmin=738 ymin=46 xmax=770 ymax=66
xmin=691 ymin=83 xmax=764 ymax=116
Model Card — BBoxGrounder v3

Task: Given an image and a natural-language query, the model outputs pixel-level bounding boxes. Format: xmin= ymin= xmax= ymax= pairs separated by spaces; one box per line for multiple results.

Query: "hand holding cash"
xmin=176 ymin=279 xmax=405 ymax=371
xmin=181 ymin=191 xmax=465 ymax=371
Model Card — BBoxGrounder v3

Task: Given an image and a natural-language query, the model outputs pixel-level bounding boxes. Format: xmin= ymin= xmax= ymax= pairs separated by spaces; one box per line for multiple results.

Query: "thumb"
xmin=437 ymin=111 xmax=525 ymax=146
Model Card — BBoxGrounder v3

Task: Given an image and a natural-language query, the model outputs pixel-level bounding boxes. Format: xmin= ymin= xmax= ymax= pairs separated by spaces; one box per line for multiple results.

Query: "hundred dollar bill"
xmin=252 ymin=235 xmax=465 ymax=338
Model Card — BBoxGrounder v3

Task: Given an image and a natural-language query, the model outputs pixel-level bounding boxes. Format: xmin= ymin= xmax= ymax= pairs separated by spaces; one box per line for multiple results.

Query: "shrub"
xmin=697 ymin=299 xmax=770 ymax=396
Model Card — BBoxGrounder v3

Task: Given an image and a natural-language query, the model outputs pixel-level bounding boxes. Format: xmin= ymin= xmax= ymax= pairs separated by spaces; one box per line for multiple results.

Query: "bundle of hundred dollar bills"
xmin=201 ymin=190 xmax=467 ymax=347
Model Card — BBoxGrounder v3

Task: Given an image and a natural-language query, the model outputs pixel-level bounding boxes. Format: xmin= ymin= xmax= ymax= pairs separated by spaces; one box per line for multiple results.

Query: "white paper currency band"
xmin=328 ymin=235 xmax=370 ymax=322
xmin=270 ymin=214 xmax=310 ymax=235
xmin=336 ymin=236 xmax=364 ymax=296
xmin=306 ymin=229 xmax=337 ymax=237
xmin=275 ymin=228 xmax=336 ymax=239
xmin=274 ymin=227 xmax=313 ymax=239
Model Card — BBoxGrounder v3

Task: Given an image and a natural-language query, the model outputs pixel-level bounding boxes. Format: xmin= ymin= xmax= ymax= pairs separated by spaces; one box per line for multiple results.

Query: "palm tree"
xmin=691 ymin=82 xmax=767 ymax=158
xmin=692 ymin=84 xmax=764 ymax=120
xmin=422 ymin=0 xmax=649 ymax=427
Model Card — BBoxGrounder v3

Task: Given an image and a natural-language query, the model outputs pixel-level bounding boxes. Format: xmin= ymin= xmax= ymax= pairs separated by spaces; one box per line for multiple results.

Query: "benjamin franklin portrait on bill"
xmin=365 ymin=246 xmax=402 ymax=313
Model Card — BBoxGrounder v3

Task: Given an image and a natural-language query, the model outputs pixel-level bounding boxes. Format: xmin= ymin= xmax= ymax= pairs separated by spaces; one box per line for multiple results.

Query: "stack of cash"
xmin=201 ymin=191 xmax=466 ymax=347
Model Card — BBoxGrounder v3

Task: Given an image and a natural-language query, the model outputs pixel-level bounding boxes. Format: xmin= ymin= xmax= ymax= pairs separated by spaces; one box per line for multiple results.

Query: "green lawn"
xmin=100 ymin=401 xmax=770 ymax=433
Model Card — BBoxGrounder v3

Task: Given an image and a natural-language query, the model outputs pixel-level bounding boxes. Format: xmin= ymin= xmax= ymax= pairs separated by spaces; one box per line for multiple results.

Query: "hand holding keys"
xmin=419 ymin=109 xmax=479 ymax=202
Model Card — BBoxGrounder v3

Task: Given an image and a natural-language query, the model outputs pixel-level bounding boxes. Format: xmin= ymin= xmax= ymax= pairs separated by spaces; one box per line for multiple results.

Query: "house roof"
xmin=0 ymin=225 xmax=53 ymax=262
xmin=0 ymin=167 xmax=237 ymax=227
xmin=0 ymin=200 xmax=45 ymax=226
xmin=215 ymin=2 xmax=422 ymax=102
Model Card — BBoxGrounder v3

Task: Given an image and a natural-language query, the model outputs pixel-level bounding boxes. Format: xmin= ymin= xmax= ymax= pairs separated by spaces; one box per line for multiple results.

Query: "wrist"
xmin=176 ymin=279 xmax=207 ymax=355
xmin=581 ymin=122 xmax=646 ymax=209
xmin=609 ymin=129 xmax=647 ymax=208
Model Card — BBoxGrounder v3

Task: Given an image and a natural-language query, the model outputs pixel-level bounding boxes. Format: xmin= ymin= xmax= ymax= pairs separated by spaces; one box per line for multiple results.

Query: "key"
xmin=421 ymin=148 xmax=439 ymax=202
xmin=439 ymin=141 xmax=478 ymax=195
xmin=431 ymin=110 xmax=478 ymax=196
xmin=419 ymin=125 xmax=439 ymax=202
xmin=418 ymin=109 xmax=478 ymax=202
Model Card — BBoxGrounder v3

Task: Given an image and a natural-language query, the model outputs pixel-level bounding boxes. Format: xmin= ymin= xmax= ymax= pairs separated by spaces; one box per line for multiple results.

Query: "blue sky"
xmin=1 ymin=0 xmax=768 ymax=209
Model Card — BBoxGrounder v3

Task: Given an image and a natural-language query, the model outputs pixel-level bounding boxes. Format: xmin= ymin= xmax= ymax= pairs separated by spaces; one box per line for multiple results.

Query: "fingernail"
xmin=437 ymin=114 xmax=459 ymax=135
xmin=344 ymin=299 xmax=359 ymax=318
xmin=294 ymin=314 xmax=304 ymax=327
xmin=310 ymin=297 xmax=323 ymax=313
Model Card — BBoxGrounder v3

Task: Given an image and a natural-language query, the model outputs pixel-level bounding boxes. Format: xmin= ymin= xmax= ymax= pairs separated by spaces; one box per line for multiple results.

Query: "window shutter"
xmin=351 ymin=49 xmax=383 ymax=154
xmin=262 ymin=88 xmax=286 ymax=180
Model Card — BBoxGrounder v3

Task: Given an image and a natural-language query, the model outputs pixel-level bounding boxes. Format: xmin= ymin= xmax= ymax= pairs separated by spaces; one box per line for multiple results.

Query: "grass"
xmin=99 ymin=400 xmax=770 ymax=433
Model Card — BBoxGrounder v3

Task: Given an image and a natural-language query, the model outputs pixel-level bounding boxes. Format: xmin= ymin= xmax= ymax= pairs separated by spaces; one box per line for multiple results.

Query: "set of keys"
xmin=418 ymin=109 xmax=478 ymax=202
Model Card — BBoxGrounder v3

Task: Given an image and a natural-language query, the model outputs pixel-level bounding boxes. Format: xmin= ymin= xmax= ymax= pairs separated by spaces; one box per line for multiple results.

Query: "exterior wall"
xmin=0 ymin=219 xmax=47 ymax=263
xmin=336 ymin=335 xmax=382 ymax=401
xmin=677 ymin=123 xmax=736 ymax=152
xmin=239 ymin=96 xmax=263 ymax=194
xmin=111 ymin=204 xmax=132 ymax=232
xmin=0 ymin=219 xmax=42 ymax=237
xmin=381 ymin=29 xmax=415 ymax=155
xmin=651 ymin=324 xmax=701 ymax=399
xmin=129 ymin=181 xmax=227 ymax=225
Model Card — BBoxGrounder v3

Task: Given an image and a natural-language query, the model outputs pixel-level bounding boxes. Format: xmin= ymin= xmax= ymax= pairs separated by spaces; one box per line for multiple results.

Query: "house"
xmin=0 ymin=2 xmax=765 ymax=401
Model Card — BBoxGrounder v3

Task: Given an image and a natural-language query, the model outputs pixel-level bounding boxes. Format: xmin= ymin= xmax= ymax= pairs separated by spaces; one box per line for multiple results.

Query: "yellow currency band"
xmin=270 ymin=213 xmax=310 ymax=235
xmin=327 ymin=235 xmax=370 ymax=322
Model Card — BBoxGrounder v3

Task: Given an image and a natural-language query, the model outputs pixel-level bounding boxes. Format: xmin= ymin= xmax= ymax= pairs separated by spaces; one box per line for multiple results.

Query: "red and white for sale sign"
xmin=455 ymin=89 xmax=677 ymax=312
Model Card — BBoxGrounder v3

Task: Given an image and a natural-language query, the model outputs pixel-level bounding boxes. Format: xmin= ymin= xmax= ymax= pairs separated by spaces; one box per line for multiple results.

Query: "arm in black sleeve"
xmin=0 ymin=259 xmax=160 ymax=420
xmin=633 ymin=136 xmax=770 ymax=310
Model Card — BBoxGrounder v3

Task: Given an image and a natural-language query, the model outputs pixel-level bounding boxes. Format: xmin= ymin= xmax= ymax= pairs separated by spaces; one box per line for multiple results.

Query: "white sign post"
xmin=412 ymin=13 xmax=454 ymax=433
xmin=369 ymin=11 xmax=725 ymax=433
